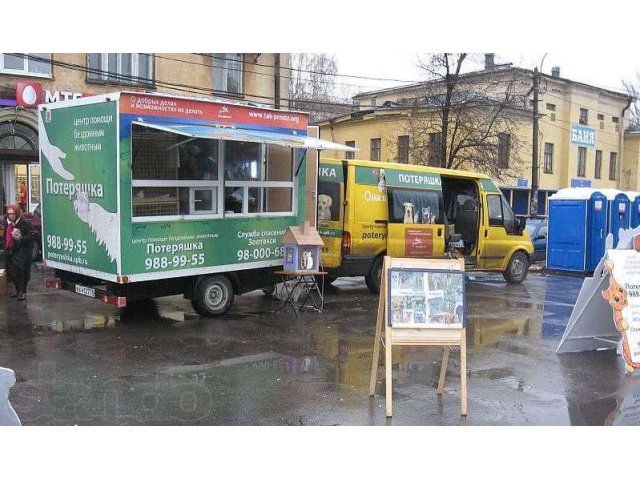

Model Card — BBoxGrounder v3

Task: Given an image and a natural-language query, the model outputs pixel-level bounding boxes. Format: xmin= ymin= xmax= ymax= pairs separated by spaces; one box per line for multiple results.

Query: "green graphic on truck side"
xmin=40 ymin=101 xmax=119 ymax=274
xmin=354 ymin=166 xmax=442 ymax=191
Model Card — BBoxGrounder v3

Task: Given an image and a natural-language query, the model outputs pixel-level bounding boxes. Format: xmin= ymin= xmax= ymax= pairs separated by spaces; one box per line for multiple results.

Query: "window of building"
xmin=609 ymin=152 xmax=618 ymax=180
xmin=130 ymin=124 xmax=295 ymax=220
xmin=546 ymin=103 xmax=556 ymax=111
xmin=345 ymin=141 xmax=355 ymax=160
xmin=543 ymin=143 xmax=554 ymax=173
xmin=612 ymin=116 xmax=619 ymax=123
xmin=0 ymin=53 xmax=51 ymax=77
xmin=213 ymin=53 xmax=243 ymax=94
xmin=87 ymin=53 xmax=153 ymax=86
xmin=595 ymin=150 xmax=602 ymax=179
xmin=370 ymin=138 xmax=381 ymax=161
xmin=579 ymin=108 xmax=589 ymax=125
xmin=597 ymin=113 xmax=605 ymax=121
xmin=427 ymin=132 xmax=442 ymax=166
xmin=498 ymin=133 xmax=511 ymax=168
xmin=397 ymin=135 xmax=409 ymax=164
xmin=577 ymin=147 xmax=587 ymax=177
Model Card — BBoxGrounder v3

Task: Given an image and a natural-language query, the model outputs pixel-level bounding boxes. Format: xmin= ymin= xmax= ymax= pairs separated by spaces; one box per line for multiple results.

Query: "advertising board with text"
xmin=39 ymin=100 xmax=120 ymax=276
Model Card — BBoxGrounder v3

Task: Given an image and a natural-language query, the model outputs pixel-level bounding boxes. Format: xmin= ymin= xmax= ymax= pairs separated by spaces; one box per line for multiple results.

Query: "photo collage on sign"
xmin=389 ymin=269 xmax=464 ymax=327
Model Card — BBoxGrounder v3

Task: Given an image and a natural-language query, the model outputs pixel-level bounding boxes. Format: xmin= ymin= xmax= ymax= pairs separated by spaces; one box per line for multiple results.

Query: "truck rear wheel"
xmin=192 ymin=275 xmax=234 ymax=317
xmin=365 ymin=256 xmax=383 ymax=294
xmin=503 ymin=251 xmax=529 ymax=284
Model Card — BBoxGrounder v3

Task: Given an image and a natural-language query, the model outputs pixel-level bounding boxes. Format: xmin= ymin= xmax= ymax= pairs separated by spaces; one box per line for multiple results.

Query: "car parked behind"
xmin=525 ymin=217 xmax=547 ymax=262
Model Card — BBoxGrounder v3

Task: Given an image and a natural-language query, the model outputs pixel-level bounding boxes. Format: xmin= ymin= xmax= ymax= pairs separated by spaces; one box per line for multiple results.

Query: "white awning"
xmin=132 ymin=121 xmax=357 ymax=152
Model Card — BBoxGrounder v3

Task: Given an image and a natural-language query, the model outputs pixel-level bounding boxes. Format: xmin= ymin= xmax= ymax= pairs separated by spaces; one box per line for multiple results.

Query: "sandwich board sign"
xmin=368 ymin=256 xmax=468 ymax=417
xmin=558 ymin=226 xmax=640 ymax=374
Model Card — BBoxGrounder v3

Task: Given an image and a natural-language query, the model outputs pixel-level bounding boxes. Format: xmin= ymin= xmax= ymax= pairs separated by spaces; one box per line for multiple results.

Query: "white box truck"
xmin=39 ymin=92 xmax=352 ymax=315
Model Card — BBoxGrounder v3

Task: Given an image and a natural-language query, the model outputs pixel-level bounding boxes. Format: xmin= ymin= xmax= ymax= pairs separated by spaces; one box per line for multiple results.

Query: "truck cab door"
xmin=478 ymin=193 xmax=517 ymax=270
xmin=386 ymin=188 xmax=446 ymax=258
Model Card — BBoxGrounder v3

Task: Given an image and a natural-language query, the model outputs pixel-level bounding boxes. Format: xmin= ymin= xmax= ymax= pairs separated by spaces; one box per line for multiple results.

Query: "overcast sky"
xmin=332 ymin=52 xmax=640 ymax=98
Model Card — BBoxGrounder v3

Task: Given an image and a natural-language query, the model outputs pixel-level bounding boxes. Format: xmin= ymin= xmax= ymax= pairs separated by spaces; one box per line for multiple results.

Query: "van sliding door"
xmin=386 ymin=187 xmax=445 ymax=258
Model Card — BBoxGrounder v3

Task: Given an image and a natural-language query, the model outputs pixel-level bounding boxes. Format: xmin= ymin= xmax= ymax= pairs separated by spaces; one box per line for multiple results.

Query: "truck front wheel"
xmin=192 ymin=275 xmax=234 ymax=317
xmin=503 ymin=251 xmax=529 ymax=284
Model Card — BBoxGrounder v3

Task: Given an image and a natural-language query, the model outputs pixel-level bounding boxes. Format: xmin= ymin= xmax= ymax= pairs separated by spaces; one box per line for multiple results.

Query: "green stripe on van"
xmin=355 ymin=166 xmax=441 ymax=190
xmin=318 ymin=228 xmax=342 ymax=238
xmin=318 ymin=164 xmax=343 ymax=182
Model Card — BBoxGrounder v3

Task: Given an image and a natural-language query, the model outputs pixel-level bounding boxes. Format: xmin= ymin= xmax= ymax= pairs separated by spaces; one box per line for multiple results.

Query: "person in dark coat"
xmin=4 ymin=204 xmax=33 ymax=301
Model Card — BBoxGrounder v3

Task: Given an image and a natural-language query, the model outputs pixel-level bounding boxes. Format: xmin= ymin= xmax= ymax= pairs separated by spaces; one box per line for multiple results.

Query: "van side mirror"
xmin=515 ymin=216 xmax=527 ymax=235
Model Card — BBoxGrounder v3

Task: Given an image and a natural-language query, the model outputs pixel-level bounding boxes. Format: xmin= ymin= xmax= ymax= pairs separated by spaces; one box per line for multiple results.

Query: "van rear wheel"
xmin=503 ymin=251 xmax=529 ymax=284
xmin=365 ymin=256 xmax=383 ymax=294
xmin=192 ymin=275 xmax=234 ymax=317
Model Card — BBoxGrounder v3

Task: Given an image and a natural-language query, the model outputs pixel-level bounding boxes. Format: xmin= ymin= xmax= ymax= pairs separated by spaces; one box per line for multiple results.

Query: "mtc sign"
xmin=16 ymin=81 xmax=88 ymax=108
xmin=571 ymin=124 xmax=596 ymax=147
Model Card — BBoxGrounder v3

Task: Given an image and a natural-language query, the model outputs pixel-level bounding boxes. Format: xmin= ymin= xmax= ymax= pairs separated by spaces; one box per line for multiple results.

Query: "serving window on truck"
xmin=224 ymin=142 xmax=294 ymax=215
xmin=131 ymin=124 xmax=222 ymax=219
xmin=130 ymin=124 xmax=295 ymax=221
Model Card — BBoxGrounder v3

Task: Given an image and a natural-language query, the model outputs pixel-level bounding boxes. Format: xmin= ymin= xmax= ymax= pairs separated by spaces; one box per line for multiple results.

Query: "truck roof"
xmin=319 ymin=157 xmax=492 ymax=181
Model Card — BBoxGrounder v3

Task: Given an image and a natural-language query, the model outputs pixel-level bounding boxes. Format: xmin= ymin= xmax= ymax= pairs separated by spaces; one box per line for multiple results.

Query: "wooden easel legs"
xmin=436 ymin=332 xmax=468 ymax=416
xmin=437 ymin=347 xmax=450 ymax=394
xmin=374 ymin=329 xmax=468 ymax=418
xmin=461 ymin=333 xmax=468 ymax=416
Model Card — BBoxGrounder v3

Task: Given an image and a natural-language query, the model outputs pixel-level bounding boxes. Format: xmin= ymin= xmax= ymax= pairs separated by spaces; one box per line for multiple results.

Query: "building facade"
xmin=0 ymin=53 xmax=290 ymax=213
xmin=318 ymin=56 xmax=633 ymax=216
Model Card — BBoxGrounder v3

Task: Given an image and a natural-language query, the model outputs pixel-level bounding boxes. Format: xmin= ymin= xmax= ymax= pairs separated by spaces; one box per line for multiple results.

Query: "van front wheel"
xmin=365 ymin=256 xmax=384 ymax=294
xmin=503 ymin=251 xmax=529 ymax=284
xmin=192 ymin=275 xmax=234 ymax=317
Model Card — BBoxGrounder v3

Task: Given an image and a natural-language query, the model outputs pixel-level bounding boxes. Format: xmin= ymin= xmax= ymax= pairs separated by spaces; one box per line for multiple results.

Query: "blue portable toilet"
xmin=601 ymin=189 xmax=630 ymax=247
xmin=626 ymin=191 xmax=640 ymax=228
xmin=547 ymin=188 xmax=608 ymax=273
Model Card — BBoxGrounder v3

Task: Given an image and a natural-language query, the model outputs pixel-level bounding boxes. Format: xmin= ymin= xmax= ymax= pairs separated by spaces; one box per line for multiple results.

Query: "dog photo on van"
xmin=317 ymin=194 xmax=333 ymax=221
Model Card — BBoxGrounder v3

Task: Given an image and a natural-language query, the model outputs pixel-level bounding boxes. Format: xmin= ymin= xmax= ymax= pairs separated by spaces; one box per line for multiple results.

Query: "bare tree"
xmin=289 ymin=53 xmax=351 ymax=122
xmin=395 ymin=53 xmax=531 ymax=181
xmin=623 ymin=74 xmax=640 ymax=131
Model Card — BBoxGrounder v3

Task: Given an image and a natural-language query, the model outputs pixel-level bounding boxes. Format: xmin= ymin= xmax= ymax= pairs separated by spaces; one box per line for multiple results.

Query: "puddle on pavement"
xmin=48 ymin=304 xmax=191 ymax=332
xmin=464 ymin=273 xmax=580 ymax=346
xmin=51 ymin=314 xmax=121 ymax=332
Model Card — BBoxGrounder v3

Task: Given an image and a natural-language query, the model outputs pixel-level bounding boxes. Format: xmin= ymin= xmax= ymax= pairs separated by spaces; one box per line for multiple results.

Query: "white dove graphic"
xmin=40 ymin=121 xmax=74 ymax=180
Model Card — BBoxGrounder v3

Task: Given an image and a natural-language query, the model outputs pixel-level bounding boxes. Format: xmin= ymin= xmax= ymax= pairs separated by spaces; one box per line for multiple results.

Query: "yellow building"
xmin=623 ymin=131 xmax=640 ymax=191
xmin=0 ymin=53 xmax=290 ymax=212
xmin=318 ymin=55 xmax=633 ymax=216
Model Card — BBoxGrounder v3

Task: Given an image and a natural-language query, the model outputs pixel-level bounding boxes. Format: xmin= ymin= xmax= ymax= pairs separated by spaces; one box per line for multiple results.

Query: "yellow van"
xmin=317 ymin=158 xmax=534 ymax=293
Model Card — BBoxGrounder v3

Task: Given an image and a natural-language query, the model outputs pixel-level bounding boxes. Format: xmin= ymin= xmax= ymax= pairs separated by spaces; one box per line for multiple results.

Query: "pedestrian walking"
xmin=18 ymin=181 xmax=27 ymax=212
xmin=3 ymin=205 xmax=33 ymax=301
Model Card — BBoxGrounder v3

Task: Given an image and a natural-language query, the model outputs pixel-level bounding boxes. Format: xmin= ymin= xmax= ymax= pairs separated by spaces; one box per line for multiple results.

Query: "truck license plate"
xmin=75 ymin=285 xmax=96 ymax=298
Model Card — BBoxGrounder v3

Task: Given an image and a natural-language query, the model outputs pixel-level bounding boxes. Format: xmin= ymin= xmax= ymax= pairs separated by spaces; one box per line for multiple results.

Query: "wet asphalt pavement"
xmin=0 ymin=262 xmax=637 ymax=426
